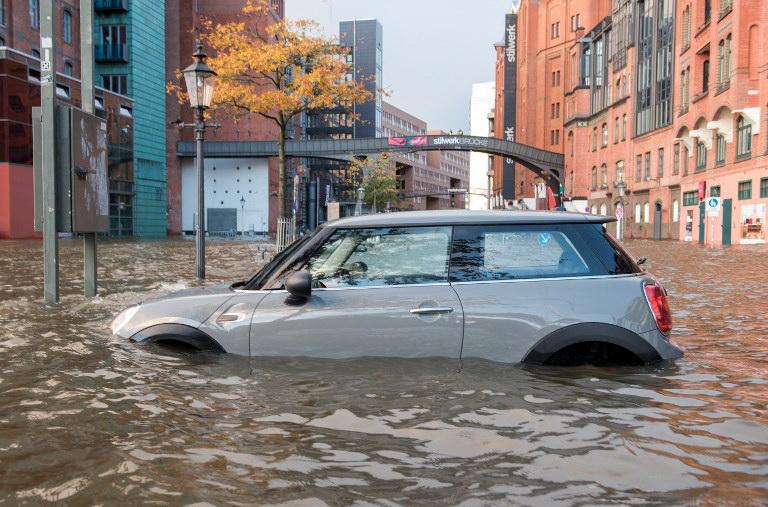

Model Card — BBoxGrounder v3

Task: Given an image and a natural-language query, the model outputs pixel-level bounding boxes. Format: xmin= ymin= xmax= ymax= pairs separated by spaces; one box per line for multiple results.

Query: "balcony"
xmin=95 ymin=43 xmax=129 ymax=63
xmin=95 ymin=0 xmax=128 ymax=12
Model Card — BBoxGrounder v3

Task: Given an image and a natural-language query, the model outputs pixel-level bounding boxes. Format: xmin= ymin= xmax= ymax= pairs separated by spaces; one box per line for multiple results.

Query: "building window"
xmin=702 ymin=60 xmax=710 ymax=93
xmin=63 ymin=61 xmax=73 ymax=76
xmin=643 ymin=202 xmax=650 ymax=223
xmin=621 ymin=114 xmax=627 ymax=140
xmin=600 ymin=164 xmax=608 ymax=188
xmin=614 ymin=117 xmax=620 ymax=143
xmin=720 ymin=0 xmax=733 ymax=17
xmin=736 ymin=115 xmax=752 ymax=159
xmin=657 ymin=148 xmax=664 ymax=177
xmin=570 ymin=14 xmax=580 ymax=31
xmin=31 ymin=48 xmax=40 ymax=58
xmin=592 ymin=127 xmax=597 ymax=151
xmin=715 ymin=133 xmax=726 ymax=164
xmin=672 ymin=199 xmax=680 ymax=222
xmin=681 ymin=6 xmax=691 ymax=50
xmin=591 ymin=167 xmax=597 ymax=190
xmin=717 ymin=34 xmax=731 ymax=90
xmin=102 ymin=74 xmax=128 ymax=95
xmin=683 ymin=191 xmax=698 ymax=206
xmin=635 ymin=203 xmax=642 ymax=223
xmin=611 ymin=0 xmax=631 ymax=70
xmin=635 ymin=154 xmax=643 ymax=182
xmin=0 ymin=0 xmax=5 ymax=26
xmin=63 ymin=9 xmax=72 ymax=44
xmin=551 ymin=21 xmax=560 ymax=39
xmin=696 ymin=140 xmax=707 ymax=170
xmin=29 ymin=0 xmax=39 ymax=29
xmin=683 ymin=145 xmax=690 ymax=175
xmin=635 ymin=0 xmax=672 ymax=134
xmin=704 ymin=0 xmax=711 ymax=24
xmin=710 ymin=185 xmax=721 ymax=197
xmin=601 ymin=123 xmax=608 ymax=147
xmin=760 ymin=177 xmax=768 ymax=198
xmin=673 ymin=143 xmax=680 ymax=175
xmin=644 ymin=152 xmax=651 ymax=180
xmin=582 ymin=45 xmax=592 ymax=86
xmin=680 ymin=67 xmax=690 ymax=113
xmin=738 ymin=180 xmax=752 ymax=200
xmin=616 ymin=160 xmax=625 ymax=183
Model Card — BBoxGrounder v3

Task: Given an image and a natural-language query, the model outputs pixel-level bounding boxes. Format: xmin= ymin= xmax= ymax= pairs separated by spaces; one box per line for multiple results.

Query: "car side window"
xmin=450 ymin=225 xmax=601 ymax=282
xmin=304 ymin=226 xmax=452 ymax=288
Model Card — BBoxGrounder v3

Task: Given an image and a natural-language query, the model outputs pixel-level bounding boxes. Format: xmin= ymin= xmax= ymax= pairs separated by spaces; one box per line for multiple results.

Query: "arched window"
xmin=592 ymin=127 xmax=597 ymax=150
xmin=622 ymin=114 xmax=627 ymax=140
xmin=600 ymin=203 xmax=607 ymax=216
xmin=672 ymin=199 xmax=679 ymax=222
xmin=635 ymin=203 xmax=642 ymax=223
xmin=643 ymin=202 xmax=650 ymax=223
xmin=696 ymin=139 xmax=707 ymax=170
xmin=591 ymin=166 xmax=597 ymax=189
xmin=568 ymin=131 xmax=574 ymax=156
xmin=736 ymin=115 xmax=752 ymax=159
xmin=600 ymin=164 xmax=608 ymax=187
xmin=616 ymin=160 xmax=625 ymax=183
xmin=601 ymin=123 xmax=608 ymax=147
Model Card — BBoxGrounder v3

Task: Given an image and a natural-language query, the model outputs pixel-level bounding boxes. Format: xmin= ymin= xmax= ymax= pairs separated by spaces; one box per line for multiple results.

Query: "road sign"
xmin=615 ymin=206 xmax=624 ymax=219
xmin=447 ymin=188 xmax=467 ymax=194
xmin=706 ymin=196 xmax=721 ymax=217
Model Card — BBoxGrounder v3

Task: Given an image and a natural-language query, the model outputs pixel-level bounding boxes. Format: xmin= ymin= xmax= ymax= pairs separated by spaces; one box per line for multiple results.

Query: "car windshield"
xmin=243 ymin=231 xmax=318 ymax=289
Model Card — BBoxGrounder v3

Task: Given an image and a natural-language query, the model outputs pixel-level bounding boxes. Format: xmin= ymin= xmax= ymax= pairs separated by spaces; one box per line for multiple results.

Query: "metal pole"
xmin=81 ymin=0 xmax=97 ymax=297
xmin=619 ymin=194 xmax=625 ymax=242
xmin=41 ymin=0 xmax=59 ymax=304
xmin=486 ymin=171 xmax=493 ymax=210
xmin=195 ymin=108 xmax=206 ymax=280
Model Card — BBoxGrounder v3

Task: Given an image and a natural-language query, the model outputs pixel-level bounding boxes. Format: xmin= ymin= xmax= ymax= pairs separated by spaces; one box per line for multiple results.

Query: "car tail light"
xmin=644 ymin=282 xmax=672 ymax=335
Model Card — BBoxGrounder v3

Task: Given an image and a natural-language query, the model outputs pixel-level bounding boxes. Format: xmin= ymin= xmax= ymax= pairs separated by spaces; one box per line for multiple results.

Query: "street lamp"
xmin=182 ymin=40 xmax=217 ymax=280
xmin=616 ymin=180 xmax=626 ymax=242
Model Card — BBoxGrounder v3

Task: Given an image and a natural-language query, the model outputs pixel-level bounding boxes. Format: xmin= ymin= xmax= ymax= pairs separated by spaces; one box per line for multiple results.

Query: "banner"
xmin=387 ymin=136 xmax=427 ymax=147
xmin=502 ymin=12 xmax=518 ymax=199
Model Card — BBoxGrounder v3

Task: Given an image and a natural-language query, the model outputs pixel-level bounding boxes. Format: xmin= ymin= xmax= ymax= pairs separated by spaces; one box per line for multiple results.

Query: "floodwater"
xmin=0 ymin=238 xmax=766 ymax=505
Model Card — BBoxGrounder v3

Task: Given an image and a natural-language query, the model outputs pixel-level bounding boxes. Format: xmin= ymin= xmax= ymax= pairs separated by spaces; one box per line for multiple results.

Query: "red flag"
xmin=547 ymin=187 xmax=556 ymax=210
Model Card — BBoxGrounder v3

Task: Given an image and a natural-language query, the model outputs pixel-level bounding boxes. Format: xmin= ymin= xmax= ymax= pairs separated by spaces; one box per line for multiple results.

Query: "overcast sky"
xmin=286 ymin=0 xmax=517 ymax=133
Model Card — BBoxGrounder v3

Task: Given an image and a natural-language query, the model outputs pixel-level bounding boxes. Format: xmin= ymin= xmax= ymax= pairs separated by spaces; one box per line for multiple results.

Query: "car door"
xmin=249 ymin=225 xmax=463 ymax=359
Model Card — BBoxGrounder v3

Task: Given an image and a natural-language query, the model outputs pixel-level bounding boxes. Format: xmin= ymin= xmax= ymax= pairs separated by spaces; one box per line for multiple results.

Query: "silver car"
xmin=111 ymin=210 xmax=683 ymax=366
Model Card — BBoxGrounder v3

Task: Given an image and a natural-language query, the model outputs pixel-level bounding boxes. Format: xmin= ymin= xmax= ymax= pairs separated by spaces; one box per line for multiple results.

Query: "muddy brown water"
xmin=0 ymin=238 xmax=766 ymax=505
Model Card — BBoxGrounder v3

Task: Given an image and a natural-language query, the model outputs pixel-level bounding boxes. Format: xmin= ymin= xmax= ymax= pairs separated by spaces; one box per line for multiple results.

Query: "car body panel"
xmin=452 ymin=274 xmax=660 ymax=363
xmin=248 ymin=284 xmax=463 ymax=359
xmin=197 ymin=292 xmax=270 ymax=356
xmin=116 ymin=284 xmax=235 ymax=340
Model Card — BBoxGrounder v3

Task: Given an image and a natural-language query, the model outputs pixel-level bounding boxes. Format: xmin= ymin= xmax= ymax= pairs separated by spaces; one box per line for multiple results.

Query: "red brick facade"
xmin=512 ymin=0 xmax=767 ymax=244
xmin=164 ymin=0 xmax=284 ymax=234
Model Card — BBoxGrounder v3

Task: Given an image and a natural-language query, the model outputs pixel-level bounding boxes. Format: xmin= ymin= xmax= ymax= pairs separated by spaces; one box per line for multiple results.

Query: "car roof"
xmin=327 ymin=210 xmax=615 ymax=228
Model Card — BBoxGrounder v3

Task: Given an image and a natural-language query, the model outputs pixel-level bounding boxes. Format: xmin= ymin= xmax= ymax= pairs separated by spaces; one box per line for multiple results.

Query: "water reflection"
xmin=0 ymin=238 xmax=766 ymax=505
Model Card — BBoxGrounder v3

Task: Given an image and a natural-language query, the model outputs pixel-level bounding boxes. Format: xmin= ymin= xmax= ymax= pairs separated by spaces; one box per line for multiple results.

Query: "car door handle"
xmin=410 ymin=307 xmax=454 ymax=315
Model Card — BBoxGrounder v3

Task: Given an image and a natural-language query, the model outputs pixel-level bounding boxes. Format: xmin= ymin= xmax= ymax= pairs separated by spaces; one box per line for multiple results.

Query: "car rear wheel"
xmin=543 ymin=341 xmax=644 ymax=366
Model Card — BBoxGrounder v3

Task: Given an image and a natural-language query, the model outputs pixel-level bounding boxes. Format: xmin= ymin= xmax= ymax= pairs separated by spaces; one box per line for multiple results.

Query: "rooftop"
xmin=328 ymin=210 xmax=614 ymax=228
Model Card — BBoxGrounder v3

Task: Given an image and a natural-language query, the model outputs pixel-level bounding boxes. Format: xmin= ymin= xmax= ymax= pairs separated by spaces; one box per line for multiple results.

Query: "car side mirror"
xmin=637 ymin=256 xmax=647 ymax=266
xmin=285 ymin=270 xmax=312 ymax=305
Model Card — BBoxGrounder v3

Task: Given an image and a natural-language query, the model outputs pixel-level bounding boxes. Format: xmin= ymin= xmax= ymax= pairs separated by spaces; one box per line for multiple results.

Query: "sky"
xmin=286 ymin=0 xmax=517 ymax=133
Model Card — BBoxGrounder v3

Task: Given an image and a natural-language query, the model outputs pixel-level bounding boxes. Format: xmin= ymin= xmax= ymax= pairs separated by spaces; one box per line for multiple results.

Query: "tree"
xmin=349 ymin=154 xmax=399 ymax=213
xmin=192 ymin=1 xmax=372 ymax=218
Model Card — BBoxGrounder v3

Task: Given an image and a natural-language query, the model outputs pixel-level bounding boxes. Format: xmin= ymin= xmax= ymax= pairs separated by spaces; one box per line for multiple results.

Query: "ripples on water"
xmin=0 ymin=238 xmax=766 ymax=505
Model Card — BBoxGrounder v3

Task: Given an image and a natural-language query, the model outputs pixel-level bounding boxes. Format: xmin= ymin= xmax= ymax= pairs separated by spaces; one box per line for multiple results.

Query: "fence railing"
xmin=276 ymin=217 xmax=296 ymax=252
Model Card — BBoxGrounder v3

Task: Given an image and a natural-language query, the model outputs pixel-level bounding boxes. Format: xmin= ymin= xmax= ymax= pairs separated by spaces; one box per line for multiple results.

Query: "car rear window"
xmin=450 ymin=223 xmax=639 ymax=282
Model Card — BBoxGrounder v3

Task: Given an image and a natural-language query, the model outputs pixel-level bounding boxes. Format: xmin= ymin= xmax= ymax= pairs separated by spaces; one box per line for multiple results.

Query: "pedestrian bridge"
xmin=177 ymin=134 xmax=565 ymax=191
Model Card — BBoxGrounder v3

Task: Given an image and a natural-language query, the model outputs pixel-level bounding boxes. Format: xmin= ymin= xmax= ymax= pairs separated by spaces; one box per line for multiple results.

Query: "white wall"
xmin=181 ymin=158 xmax=270 ymax=234
xmin=469 ymin=81 xmax=495 ymax=210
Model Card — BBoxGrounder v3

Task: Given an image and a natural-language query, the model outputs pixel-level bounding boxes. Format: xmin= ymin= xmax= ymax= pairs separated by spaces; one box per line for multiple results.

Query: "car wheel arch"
xmin=521 ymin=322 xmax=661 ymax=365
xmin=130 ymin=324 xmax=225 ymax=353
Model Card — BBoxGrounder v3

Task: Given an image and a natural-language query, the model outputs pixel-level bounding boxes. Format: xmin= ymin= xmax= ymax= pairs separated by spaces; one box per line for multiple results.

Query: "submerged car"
xmin=111 ymin=210 xmax=683 ymax=366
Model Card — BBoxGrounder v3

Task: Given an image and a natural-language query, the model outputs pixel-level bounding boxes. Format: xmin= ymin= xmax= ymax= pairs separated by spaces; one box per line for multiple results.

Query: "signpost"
xmin=34 ymin=0 xmax=108 ymax=304
xmin=706 ymin=196 xmax=721 ymax=247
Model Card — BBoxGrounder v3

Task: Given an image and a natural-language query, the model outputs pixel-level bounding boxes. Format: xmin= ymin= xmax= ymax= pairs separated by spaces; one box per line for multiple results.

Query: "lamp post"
xmin=486 ymin=169 xmax=494 ymax=210
xmin=182 ymin=40 xmax=217 ymax=280
xmin=616 ymin=180 xmax=626 ymax=242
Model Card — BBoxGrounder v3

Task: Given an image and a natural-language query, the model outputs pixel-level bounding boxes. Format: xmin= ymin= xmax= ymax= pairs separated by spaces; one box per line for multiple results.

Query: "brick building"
xmin=165 ymin=0 xmax=284 ymax=235
xmin=0 ymin=0 xmax=134 ymax=239
xmin=381 ymin=102 xmax=469 ymax=210
xmin=513 ymin=0 xmax=766 ymax=244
